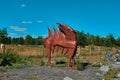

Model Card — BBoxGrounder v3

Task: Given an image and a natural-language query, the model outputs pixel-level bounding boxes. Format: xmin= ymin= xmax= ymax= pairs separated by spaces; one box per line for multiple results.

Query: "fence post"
xmin=78 ymin=46 xmax=81 ymax=56
xmin=1 ymin=43 xmax=5 ymax=53
xmin=90 ymin=46 xmax=91 ymax=56
xmin=42 ymin=45 xmax=44 ymax=57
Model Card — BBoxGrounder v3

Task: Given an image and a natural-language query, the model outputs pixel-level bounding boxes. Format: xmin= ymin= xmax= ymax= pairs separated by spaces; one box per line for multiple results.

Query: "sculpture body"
xmin=43 ymin=23 xmax=77 ymax=69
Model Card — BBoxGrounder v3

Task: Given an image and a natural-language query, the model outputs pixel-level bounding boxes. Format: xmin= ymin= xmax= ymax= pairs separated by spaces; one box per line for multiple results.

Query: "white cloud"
xmin=8 ymin=33 xmax=18 ymax=37
xmin=21 ymin=4 xmax=26 ymax=7
xmin=9 ymin=33 xmax=17 ymax=36
xmin=22 ymin=21 xmax=33 ymax=24
xmin=10 ymin=26 xmax=27 ymax=32
xmin=37 ymin=20 xmax=43 ymax=23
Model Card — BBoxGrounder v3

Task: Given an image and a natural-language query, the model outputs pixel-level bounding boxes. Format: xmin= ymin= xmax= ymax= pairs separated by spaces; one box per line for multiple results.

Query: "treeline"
xmin=0 ymin=28 xmax=120 ymax=47
xmin=0 ymin=28 xmax=43 ymax=45
xmin=77 ymin=31 xmax=120 ymax=47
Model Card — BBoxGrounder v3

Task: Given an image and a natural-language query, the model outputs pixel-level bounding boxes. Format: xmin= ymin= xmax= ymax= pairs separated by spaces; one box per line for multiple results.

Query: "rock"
xmin=105 ymin=52 xmax=112 ymax=61
xmin=63 ymin=77 xmax=73 ymax=80
xmin=113 ymin=54 xmax=120 ymax=58
xmin=116 ymin=73 xmax=120 ymax=78
xmin=116 ymin=62 xmax=120 ymax=65
xmin=100 ymin=66 xmax=109 ymax=72
xmin=112 ymin=62 xmax=120 ymax=69
xmin=96 ymin=72 xmax=101 ymax=76
xmin=113 ymin=54 xmax=120 ymax=62
xmin=96 ymin=72 xmax=106 ymax=77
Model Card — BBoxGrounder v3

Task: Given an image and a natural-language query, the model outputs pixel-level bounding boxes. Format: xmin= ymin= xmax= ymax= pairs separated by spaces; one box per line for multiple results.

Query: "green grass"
xmin=102 ymin=68 xmax=120 ymax=80
xmin=1 ymin=45 xmax=120 ymax=80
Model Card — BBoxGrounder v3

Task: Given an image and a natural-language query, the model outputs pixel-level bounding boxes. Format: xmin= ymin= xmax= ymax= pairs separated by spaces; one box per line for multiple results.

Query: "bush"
xmin=102 ymin=68 xmax=120 ymax=80
xmin=0 ymin=52 xmax=21 ymax=66
xmin=75 ymin=55 xmax=84 ymax=70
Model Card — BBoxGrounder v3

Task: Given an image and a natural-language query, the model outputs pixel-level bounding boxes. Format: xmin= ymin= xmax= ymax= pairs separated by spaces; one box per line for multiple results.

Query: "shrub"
xmin=39 ymin=59 xmax=45 ymax=66
xmin=102 ymin=68 xmax=120 ymax=80
xmin=0 ymin=52 xmax=21 ymax=66
xmin=75 ymin=55 xmax=84 ymax=70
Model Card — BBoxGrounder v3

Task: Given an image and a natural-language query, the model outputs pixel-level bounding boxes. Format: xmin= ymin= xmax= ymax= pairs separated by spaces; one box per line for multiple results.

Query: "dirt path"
xmin=1 ymin=66 xmax=100 ymax=80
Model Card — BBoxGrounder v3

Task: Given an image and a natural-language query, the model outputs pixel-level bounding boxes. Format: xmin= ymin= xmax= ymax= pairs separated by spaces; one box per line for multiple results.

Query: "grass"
xmin=102 ymin=68 xmax=120 ymax=80
xmin=4 ymin=45 xmax=47 ymax=57
xmin=0 ymin=45 xmax=120 ymax=79
xmin=0 ymin=45 xmax=117 ymax=68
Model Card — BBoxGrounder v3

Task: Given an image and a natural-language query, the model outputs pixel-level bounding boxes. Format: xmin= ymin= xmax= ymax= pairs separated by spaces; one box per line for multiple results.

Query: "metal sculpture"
xmin=43 ymin=23 xmax=77 ymax=69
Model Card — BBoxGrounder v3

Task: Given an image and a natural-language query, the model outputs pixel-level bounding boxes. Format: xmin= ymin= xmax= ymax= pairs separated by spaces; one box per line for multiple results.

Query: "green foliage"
xmin=102 ymin=68 xmax=120 ymax=80
xmin=92 ymin=62 xmax=102 ymax=67
xmin=0 ymin=28 xmax=8 ymax=44
xmin=11 ymin=37 xmax=24 ymax=45
xmin=25 ymin=35 xmax=34 ymax=45
xmin=1 ymin=27 xmax=120 ymax=47
xmin=21 ymin=57 xmax=45 ymax=66
xmin=77 ymin=31 xmax=88 ymax=47
xmin=0 ymin=52 xmax=21 ymax=66
xmin=39 ymin=59 xmax=45 ymax=66
xmin=75 ymin=55 xmax=84 ymax=70
xmin=35 ymin=36 xmax=43 ymax=45
xmin=116 ymin=37 xmax=120 ymax=46
xmin=105 ymin=34 xmax=116 ymax=47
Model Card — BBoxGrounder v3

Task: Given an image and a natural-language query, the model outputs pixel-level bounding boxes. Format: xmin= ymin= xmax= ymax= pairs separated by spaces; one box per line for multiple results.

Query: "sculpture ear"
xmin=73 ymin=30 xmax=77 ymax=33
xmin=56 ymin=22 xmax=61 ymax=25
xmin=56 ymin=22 xmax=62 ymax=27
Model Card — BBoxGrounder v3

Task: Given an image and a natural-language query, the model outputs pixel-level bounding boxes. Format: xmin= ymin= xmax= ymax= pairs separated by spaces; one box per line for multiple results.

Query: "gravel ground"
xmin=0 ymin=66 xmax=100 ymax=80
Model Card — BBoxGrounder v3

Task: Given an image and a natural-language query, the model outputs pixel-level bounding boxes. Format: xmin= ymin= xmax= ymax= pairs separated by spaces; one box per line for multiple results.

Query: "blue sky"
xmin=0 ymin=0 xmax=120 ymax=38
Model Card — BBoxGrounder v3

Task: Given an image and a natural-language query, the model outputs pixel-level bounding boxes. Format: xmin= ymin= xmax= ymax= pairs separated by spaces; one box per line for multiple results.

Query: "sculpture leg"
xmin=51 ymin=46 xmax=55 ymax=54
xmin=46 ymin=47 xmax=51 ymax=67
xmin=71 ymin=58 xmax=76 ymax=69
xmin=71 ymin=48 xmax=77 ymax=69
xmin=68 ymin=49 xmax=74 ymax=69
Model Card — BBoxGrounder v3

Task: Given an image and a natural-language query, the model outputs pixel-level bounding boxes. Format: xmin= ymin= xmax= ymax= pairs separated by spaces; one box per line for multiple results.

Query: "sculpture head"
xmin=57 ymin=23 xmax=76 ymax=41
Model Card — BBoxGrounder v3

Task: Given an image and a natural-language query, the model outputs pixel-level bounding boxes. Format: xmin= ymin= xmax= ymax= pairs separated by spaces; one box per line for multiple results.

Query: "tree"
xmin=17 ymin=37 xmax=24 ymax=45
xmin=25 ymin=35 xmax=34 ymax=45
xmin=77 ymin=31 xmax=88 ymax=47
xmin=11 ymin=38 xmax=17 ymax=44
xmin=116 ymin=37 xmax=120 ymax=46
xmin=87 ymin=35 xmax=95 ymax=45
xmin=6 ymin=37 xmax=11 ymax=44
xmin=94 ymin=35 xmax=104 ymax=46
xmin=35 ymin=36 xmax=43 ymax=45
xmin=0 ymin=28 xmax=8 ymax=44
xmin=105 ymin=34 xmax=116 ymax=47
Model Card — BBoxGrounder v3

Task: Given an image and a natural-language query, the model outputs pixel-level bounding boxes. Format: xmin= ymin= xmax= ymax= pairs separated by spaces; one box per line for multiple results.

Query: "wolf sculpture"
xmin=43 ymin=23 xmax=77 ymax=69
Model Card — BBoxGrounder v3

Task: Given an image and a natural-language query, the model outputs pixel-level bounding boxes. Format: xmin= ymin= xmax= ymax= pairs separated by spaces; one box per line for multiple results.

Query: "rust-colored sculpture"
xmin=43 ymin=23 xmax=77 ymax=69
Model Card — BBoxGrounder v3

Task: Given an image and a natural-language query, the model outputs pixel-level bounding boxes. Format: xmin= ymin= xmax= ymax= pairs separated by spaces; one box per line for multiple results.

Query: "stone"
xmin=116 ymin=73 xmax=120 ymax=78
xmin=112 ymin=62 xmax=120 ymax=69
xmin=63 ymin=77 xmax=73 ymax=80
xmin=105 ymin=52 xmax=112 ymax=61
xmin=96 ymin=72 xmax=101 ymax=76
xmin=114 ymin=54 xmax=120 ymax=58
xmin=100 ymin=66 xmax=109 ymax=72
xmin=113 ymin=54 xmax=120 ymax=62
xmin=116 ymin=62 xmax=120 ymax=65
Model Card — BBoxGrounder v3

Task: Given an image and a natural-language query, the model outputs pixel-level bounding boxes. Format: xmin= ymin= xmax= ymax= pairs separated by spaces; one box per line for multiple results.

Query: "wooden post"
xmin=42 ymin=45 xmax=44 ymax=57
xmin=78 ymin=46 xmax=81 ymax=56
xmin=1 ymin=43 xmax=5 ymax=53
xmin=90 ymin=46 xmax=91 ymax=56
